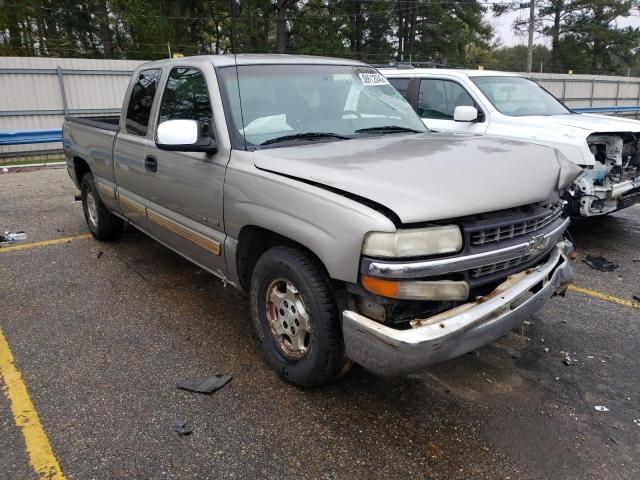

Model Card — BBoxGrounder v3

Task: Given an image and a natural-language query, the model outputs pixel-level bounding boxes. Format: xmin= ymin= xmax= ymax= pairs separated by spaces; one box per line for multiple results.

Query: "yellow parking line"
xmin=568 ymin=284 xmax=640 ymax=309
xmin=0 ymin=327 xmax=66 ymax=479
xmin=0 ymin=233 xmax=92 ymax=254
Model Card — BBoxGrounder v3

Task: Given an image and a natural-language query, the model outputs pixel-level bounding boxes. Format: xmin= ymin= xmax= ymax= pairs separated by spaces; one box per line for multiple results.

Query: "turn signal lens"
xmin=361 ymin=275 xmax=469 ymax=301
xmin=363 ymin=225 xmax=462 ymax=258
xmin=361 ymin=275 xmax=399 ymax=298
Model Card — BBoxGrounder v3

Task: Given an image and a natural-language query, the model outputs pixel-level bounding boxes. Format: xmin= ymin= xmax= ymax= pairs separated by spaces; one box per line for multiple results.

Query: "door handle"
xmin=144 ymin=155 xmax=158 ymax=172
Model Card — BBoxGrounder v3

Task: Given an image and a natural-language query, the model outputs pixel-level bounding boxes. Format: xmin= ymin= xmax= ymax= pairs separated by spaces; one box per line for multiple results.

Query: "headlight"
xmin=362 ymin=225 xmax=462 ymax=258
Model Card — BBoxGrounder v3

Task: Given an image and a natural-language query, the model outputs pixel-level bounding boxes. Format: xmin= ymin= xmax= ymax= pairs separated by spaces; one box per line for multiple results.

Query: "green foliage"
xmin=0 ymin=0 xmax=490 ymax=64
xmin=0 ymin=0 xmax=637 ymax=75
xmin=490 ymin=45 xmax=552 ymax=72
xmin=495 ymin=0 xmax=640 ymax=74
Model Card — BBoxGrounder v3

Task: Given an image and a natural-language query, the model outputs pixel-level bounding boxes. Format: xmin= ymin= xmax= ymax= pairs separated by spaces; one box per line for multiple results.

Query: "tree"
xmin=493 ymin=0 xmax=640 ymax=74
xmin=392 ymin=0 xmax=493 ymax=65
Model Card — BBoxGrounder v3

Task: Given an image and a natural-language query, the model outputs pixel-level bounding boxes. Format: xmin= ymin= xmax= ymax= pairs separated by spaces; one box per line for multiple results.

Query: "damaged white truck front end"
xmin=379 ymin=68 xmax=640 ymax=217
xmin=573 ymin=128 xmax=640 ymax=216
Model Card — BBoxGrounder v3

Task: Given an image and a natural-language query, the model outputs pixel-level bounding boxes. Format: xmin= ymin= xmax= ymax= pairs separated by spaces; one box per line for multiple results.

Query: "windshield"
xmin=218 ymin=64 xmax=426 ymax=147
xmin=471 ymin=76 xmax=571 ymax=116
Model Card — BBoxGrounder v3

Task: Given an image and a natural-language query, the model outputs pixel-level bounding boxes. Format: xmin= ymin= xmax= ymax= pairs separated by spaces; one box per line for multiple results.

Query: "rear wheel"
xmin=250 ymin=246 xmax=351 ymax=387
xmin=80 ymin=173 xmax=123 ymax=241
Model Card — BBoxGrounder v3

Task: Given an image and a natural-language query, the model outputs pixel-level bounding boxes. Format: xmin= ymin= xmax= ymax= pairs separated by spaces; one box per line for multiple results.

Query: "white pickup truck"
xmin=381 ymin=67 xmax=640 ymax=217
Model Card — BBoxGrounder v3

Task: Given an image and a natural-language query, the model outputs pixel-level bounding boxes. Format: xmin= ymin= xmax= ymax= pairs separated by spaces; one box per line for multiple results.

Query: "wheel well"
xmin=73 ymin=157 xmax=91 ymax=186
xmin=236 ymin=226 xmax=327 ymax=292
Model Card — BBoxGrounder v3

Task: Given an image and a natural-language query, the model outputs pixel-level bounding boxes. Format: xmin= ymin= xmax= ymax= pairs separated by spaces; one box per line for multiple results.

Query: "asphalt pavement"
xmin=1 ymin=167 xmax=639 ymax=479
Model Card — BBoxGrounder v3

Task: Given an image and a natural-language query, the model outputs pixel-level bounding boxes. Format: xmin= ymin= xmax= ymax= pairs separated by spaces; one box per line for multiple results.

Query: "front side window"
xmin=388 ymin=78 xmax=411 ymax=100
xmin=471 ymin=76 xmax=570 ymax=116
xmin=158 ymin=68 xmax=213 ymax=138
xmin=418 ymin=79 xmax=475 ymax=120
xmin=125 ymin=69 xmax=162 ymax=136
xmin=218 ymin=64 xmax=426 ymax=148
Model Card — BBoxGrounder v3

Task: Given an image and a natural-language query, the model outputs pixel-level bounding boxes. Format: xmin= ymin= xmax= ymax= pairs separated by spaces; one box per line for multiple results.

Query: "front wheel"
xmin=250 ymin=246 xmax=351 ymax=387
xmin=80 ymin=173 xmax=123 ymax=241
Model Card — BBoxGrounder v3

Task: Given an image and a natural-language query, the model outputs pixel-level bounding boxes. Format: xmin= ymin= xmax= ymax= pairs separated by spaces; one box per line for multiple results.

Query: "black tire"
xmin=80 ymin=173 xmax=123 ymax=241
xmin=250 ymin=246 xmax=351 ymax=388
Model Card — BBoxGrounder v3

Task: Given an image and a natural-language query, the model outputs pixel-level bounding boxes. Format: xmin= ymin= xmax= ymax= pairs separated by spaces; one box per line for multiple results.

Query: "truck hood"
xmin=253 ymin=133 xmax=563 ymax=224
xmin=493 ymin=113 xmax=640 ymax=167
xmin=522 ymin=113 xmax=640 ymax=132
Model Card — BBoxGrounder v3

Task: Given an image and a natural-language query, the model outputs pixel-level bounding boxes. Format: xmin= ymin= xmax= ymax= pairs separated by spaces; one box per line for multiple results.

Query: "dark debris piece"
xmin=633 ymin=295 xmax=640 ymax=303
xmin=177 ymin=374 xmax=232 ymax=394
xmin=582 ymin=255 xmax=619 ymax=272
xmin=171 ymin=420 xmax=192 ymax=435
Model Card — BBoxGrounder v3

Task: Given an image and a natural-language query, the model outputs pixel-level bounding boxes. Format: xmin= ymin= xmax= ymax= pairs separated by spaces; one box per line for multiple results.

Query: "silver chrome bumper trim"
xmin=343 ymin=241 xmax=574 ymax=376
xmin=363 ymin=217 xmax=569 ymax=279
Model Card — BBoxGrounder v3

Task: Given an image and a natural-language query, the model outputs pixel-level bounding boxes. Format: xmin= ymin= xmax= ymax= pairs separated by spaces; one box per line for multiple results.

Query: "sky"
xmin=486 ymin=9 xmax=640 ymax=47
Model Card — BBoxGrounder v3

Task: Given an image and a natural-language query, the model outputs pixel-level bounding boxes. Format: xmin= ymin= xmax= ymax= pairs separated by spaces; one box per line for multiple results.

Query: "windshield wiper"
xmin=260 ymin=132 xmax=350 ymax=146
xmin=355 ymin=125 xmax=423 ymax=134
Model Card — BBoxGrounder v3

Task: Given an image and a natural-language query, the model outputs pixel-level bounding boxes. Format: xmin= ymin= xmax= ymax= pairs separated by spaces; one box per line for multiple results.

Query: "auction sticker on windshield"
xmin=359 ymin=72 xmax=390 ymax=86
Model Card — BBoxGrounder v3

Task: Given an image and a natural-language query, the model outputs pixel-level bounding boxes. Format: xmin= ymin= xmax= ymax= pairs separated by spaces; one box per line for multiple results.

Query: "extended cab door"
xmin=113 ymin=68 xmax=162 ymax=232
xmin=141 ymin=64 xmax=229 ymax=276
xmin=416 ymin=77 xmax=489 ymax=135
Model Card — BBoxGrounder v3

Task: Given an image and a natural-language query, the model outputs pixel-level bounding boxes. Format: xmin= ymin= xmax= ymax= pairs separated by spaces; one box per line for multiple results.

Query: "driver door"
xmin=417 ymin=78 xmax=488 ymax=135
xmin=142 ymin=65 xmax=229 ymax=276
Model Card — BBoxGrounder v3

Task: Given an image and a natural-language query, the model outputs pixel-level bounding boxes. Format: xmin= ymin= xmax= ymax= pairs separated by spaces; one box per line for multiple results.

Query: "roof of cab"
xmin=377 ymin=67 xmax=521 ymax=79
xmin=135 ymin=54 xmax=367 ymax=70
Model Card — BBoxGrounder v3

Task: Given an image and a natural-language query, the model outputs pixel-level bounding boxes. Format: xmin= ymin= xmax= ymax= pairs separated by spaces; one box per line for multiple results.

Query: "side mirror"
xmin=453 ymin=106 xmax=478 ymax=122
xmin=156 ymin=119 xmax=217 ymax=153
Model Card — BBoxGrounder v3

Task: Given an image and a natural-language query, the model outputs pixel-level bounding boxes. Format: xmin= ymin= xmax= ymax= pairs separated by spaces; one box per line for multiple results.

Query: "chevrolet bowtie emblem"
xmin=527 ymin=234 xmax=550 ymax=255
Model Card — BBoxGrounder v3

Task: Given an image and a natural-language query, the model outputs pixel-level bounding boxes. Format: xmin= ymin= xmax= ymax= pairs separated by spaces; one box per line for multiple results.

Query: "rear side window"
xmin=418 ymin=79 xmax=475 ymax=120
xmin=158 ymin=68 xmax=213 ymax=139
xmin=125 ymin=69 xmax=162 ymax=136
xmin=388 ymin=78 xmax=410 ymax=100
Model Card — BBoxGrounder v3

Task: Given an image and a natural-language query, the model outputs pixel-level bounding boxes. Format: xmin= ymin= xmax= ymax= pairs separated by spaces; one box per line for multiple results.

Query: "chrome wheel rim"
xmin=265 ymin=278 xmax=311 ymax=360
xmin=86 ymin=190 xmax=98 ymax=228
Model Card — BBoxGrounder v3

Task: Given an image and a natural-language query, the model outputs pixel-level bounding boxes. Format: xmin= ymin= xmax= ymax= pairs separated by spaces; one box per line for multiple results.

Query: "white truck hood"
xmin=490 ymin=113 xmax=640 ymax=167
xmin=540 ymin=113 xmax=640 ymax=131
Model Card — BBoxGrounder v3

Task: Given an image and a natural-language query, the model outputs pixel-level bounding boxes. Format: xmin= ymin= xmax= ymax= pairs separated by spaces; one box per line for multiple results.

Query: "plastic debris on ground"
xmin=634 ymin=419 xmax=640 ymax=427
xmin=560 ymin=351 xmax=575 ymax=366
xmin=171 ymin=420 xmax=193 ymax=435
xmin=633 ymin=295 xmax=640 ymax=303
xmin=582 ymin=255 xmax=619 ymax=272
xmin=0 ymin=231 xmax=27 ymax=246
xmin=594 ymin=406 xmax=610 ymax=412
xmin=177 ymin=374 xmax=232 ymax=394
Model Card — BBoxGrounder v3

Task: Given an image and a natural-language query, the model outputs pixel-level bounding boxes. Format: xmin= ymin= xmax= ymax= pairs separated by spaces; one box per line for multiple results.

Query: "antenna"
xmin=228 ymin=0 xmax=247 ymax=150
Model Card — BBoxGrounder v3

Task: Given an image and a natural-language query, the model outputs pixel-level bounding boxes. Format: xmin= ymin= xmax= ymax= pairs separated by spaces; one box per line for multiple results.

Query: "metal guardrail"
xmin=0 ymin=129 xmax=62 ymax=146
xmin=572 ymin=105 xmax=640 ymax=114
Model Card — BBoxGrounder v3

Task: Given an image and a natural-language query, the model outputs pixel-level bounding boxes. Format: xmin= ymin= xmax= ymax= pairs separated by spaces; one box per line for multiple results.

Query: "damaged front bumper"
xmin=574 ymin=172 xmax=640 ymax=216
xmin=342 ymin=240 xmax=574 ymax=376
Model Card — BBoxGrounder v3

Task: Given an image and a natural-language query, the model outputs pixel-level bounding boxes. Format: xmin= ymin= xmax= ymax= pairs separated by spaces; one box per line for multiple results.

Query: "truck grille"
xmin=470 ymin=253 xmax=534 ymax=278
xmin=469 ymin=202 xmax=563 ymax=246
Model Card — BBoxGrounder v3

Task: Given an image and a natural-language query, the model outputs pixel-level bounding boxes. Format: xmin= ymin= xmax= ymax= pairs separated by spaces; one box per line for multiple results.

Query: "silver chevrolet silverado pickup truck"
xmin=63 ymin=55 xmax=579 ymax=387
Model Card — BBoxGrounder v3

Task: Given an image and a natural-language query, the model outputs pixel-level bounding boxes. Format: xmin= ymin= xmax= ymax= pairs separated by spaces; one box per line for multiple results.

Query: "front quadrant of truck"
xmin=63 ymin=55 xmax=579 ymax=387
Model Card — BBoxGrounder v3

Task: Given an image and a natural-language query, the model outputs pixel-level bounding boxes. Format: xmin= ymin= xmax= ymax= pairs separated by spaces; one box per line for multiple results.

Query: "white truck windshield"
xmin=471 ymin=76 xmax=571 ymax=117
xmin=219 ymin=64 xmax=426 ymax=147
